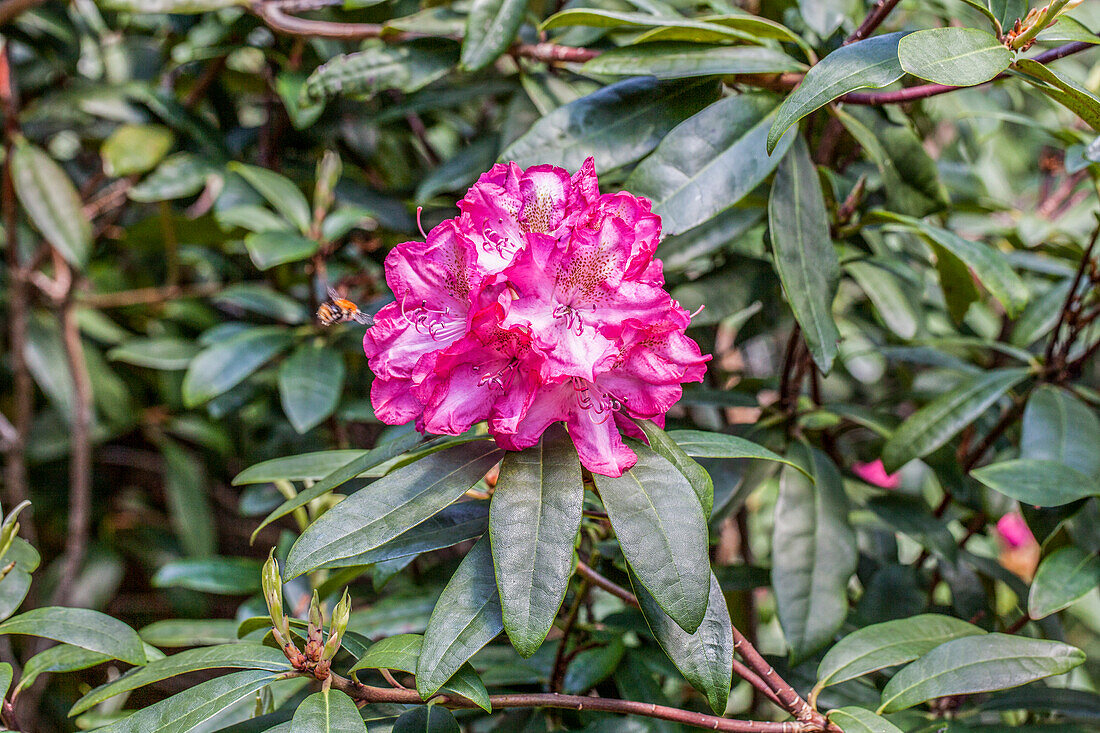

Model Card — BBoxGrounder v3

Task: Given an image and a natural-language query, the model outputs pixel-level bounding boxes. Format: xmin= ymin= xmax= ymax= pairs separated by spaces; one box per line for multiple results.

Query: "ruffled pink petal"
xmin=567 ymin=399 xmax=638 ymax=477
xmin=495 ymin=381 xmax=572 ymax=452
xmin=370 ymin=376 xmax=424 ymax=425
xmin=518 ymin=165 xmax=571 ymax=235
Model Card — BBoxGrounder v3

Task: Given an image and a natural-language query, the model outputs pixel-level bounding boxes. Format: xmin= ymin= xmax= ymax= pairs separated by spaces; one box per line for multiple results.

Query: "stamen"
xmin=689 ymin=304 xmax=706 ymax=320
xmin=416 ymin=206 xmax=427 ymax=239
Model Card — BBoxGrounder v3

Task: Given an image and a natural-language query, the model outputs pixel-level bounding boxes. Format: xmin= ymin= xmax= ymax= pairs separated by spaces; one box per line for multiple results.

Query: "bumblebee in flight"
xmin=317 ymin=287 xmax=374 ymax=327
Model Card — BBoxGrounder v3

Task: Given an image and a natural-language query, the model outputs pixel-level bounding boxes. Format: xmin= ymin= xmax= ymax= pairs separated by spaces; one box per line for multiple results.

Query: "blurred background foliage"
xmin=0 ymin=0 xmax=1098 ymax=731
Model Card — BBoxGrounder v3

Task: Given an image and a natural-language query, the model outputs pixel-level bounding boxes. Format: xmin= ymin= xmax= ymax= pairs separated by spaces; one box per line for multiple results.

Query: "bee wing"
xmin=352 ymin=311 xmax=374 ymax=326
xmin=327 ymin=286 xmax=341 ymax=300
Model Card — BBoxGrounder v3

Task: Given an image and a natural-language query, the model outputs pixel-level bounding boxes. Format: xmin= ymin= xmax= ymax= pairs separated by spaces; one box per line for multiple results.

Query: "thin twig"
xmin=51 ymin=262 xmax=93 ymax=607
xmin=550 ymin=575 xmax=590 ymax=692
xmin=845 ymin=0 xmax=903 ymax=45
xmin=324 ymin=671 xmax=813 ymax=733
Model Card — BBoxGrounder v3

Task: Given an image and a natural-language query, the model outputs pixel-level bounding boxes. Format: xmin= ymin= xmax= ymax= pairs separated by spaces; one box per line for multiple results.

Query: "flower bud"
xmin=313 ymin=150 xmax=341 ymax=220
xmin=322 ymin=588 xmax=351 ymax=661
xmin=0 ymin=500 xmax=30 ymax=565
xmin=306 ymin=590 xmax=324 ymax=660
xmin=261 ymin=549 xmax=291 ymax=644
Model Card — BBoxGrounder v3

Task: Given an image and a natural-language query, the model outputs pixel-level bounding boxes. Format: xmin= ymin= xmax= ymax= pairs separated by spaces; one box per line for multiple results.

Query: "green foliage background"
xmin=0 ymin=0 xmax=1098 ymax=731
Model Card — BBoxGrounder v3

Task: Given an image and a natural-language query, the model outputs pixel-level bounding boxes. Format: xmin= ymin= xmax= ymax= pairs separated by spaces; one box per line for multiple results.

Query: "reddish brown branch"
xmin=325 ymin=672 xmax=811 ymax=732
xmin=846 ymin=0 xmax=903 ymax=45
xmin=51 ymin=264 xmax=93 ymax=607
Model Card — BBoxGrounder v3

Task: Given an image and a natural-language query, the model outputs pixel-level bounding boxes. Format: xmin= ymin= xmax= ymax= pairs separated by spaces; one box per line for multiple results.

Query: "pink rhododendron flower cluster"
xmin=363 ymin=158 xmax=709 ymax=476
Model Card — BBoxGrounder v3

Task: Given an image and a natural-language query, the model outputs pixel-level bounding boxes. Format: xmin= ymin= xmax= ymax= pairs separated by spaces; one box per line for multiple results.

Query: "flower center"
xmin=401 ymin=297 xmax=464 ymax=342
xmin=571 ymin=377 xmax=624 ymax=423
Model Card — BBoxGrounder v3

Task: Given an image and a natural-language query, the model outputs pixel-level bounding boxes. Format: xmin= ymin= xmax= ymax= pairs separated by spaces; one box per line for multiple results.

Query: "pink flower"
xmin=364 ymin=158 xmax=710 ymax=476
xmin=996 ymin=513 xmax=1036 ymax=549
xmin=852 ymin=459 xmax=901 ymax=489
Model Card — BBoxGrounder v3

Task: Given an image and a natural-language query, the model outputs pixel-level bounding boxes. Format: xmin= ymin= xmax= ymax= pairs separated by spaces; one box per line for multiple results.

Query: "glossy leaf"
xmin=630 ymin=569 xmax=732 ymax=714
xmin=582 ymin=44 xmax=804 ymax=79
xmin=305 ymin=42 xmax=457 ymax=102
xmin=229 ymin=163 xmax=312 ymax=234
xmin=393 ymin=706 xmax=460 ymax=733
xmin=461 ymin=0 xmax=527 ymax=72
xmin=1021 ymin=385 xmax=1100 ymax=477
xmin=772 ymin=445 xmax=857 ymax=663
xmin=416 ymin=535 xmax=503 ymax=698
xmin=17 ymin=645 xmax=112 ymax=694
xmin=593 ymin=443 xmax=710 ymax=634
xmin=71 ymin=644 xmax=290 ymax=716
xmin=768 ymin=137 xmax=840 ymax=373
xmin=182 ymin=327 xmax=294 ymax=407
xmin=349 ymin=633 xmax=490 ymax=711
xmin=321 ymin=500 xmax=488 ymax=570
xmin=151 ymin=557 xmax=263 ymax=595
xmin=489 ymin=425 xmax=583 ymax=658
xmin=1016 ymin=59 xmax=1100 ymax=132
xmin=161 ymin=438 xmax=216 ymax=558
xmin=768 ymin=33 xmax=907 ymax=153
xmin=666 ymin=430 xmax=809 ymax=477
xmin=501 ymin=77 xmax=720 ymax=174
xmin=129 ymin=152 xmax=216 ymax=202
xmin=828 ymin=707 xmax=904 ymax=733
xmin=971 ymin=459 xmax=1100 ymax=507
xmin=108 ymin=338 xmax=199 ymax=370
xmin=815 ymin=614 xmax=984 ymax=691
xmin=846 ymin=260 xmax=920 ymax=339
xmin=637 ymin=420 xmax=713 ymax=517
xmin=882 ymin=368 xmax=1029 ymax=472
xmin=94 ymin=669 xmax=279 ymax=733
xmin=627 ymin=93 xmax=793 ymax=236
xmin=879 ymin=634 xmax=1085 ymax=712
xmin=291 ymin=690 xmax=364 ymax=732
xmin=245 ymin=231 xmax=320 ymax=270
xmin=285 ymin=441 xmax=503 ymax=578
xmin=278 ymin=343 xmax=345 ymax=433
xmin=1029 ymin=547 xmax=1100 ymax=619
xmin=898 ymin=28 xmax=1011 ymax=87
xmin=11 ymin=140 xmax=92 ymax=267
xmin=0 ymin=607 xmax=145 ymax=666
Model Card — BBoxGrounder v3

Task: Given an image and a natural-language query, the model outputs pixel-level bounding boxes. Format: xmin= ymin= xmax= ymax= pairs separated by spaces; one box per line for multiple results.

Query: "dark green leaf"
xmin=898 ymin=28 xmax=1011 ymax=87
xmin=0 ymin=607 xmax=145 ymax=666
xmin=291 ymin=690 xmax=364 ymax=732
xmin=245 ymin=231 xmax=321 ymax=270
xmin=392 ymin=706 xmax=460 ymax=733
xmin=627 ymin=93 xmax=794 ymax=236
xmin=1021 ymin=385 xmax=1100 ymax=477
xmin=1036 ymin=16 xmax=1100 ymax=46
xmin=582 ymin=44 xmax=804 ymax=79
xmin=1029 ymin=547 xmax=1100 ymax=619
xmin=151 ymin=557 xmax=263 ymax=595
xmin=971 ymin=459 xmax=1100 ymax=507
xmin=630 ymin=570 xmax=732 ymax=714
xmin=93 ymin=669 xmax=279 ymax=733
xmin=229 ymin=163 xmax=312 ymax=234
xmin=501 ymin=77 xmax=720 ymax=174
xmin=562 ymin=639 xmax=625 ymax=695
xmin=490 ymin=425 xmax=583 ymax=658
xmin=882 ymin=368 xmax=1029 ymax=472
xmin=461 ymin=0 xmax=528 ymax=72
xmin=278 ymin=343 xmax=345 ymax=433
xmin=285 ymin=441 xmax=503 ymax=578
xmin=845 ymin=260 xmax=920 ymax=339
xmin=637 ymin=420 xmax=712 ymax=517
xmin=70 ymin=644 xmax=290 ymax=716
xmin=108 ymin=338 xmax=200 ymax=370
xmin=828 ymin=707 xmax=904 ymax=733
xmin=666 ymin=430 xmax=808 ymax=476
xmin=349 ymin=633 xmax=490 ymax=711
xmin=17 ymin=645 xmax=112 ymax=694
xmin=11 ymin=140 xmax=92 ymax=267
xmin=768 ymin=33 xmax=907 ymax=153
xmin=772 ymin=445 xmax=856 ymax=663
xmin=161 ymin=437 xmax=217 ymax=558
xmin=416 ymin=535 xmax=503 ymax=698
xmin=182 ymin=327 xmax=294 ymax=407
xmin=1016 ymin=59 xmax=1100 ymax=132
xmin=128 ymin=153 xmax=217 ymax=202
xmin=593 ymin=443 xmax=710 ymax=634
xmin=814 ymin=614 xmax=984 ymax=692
xmin=879 ymin=634 xmax=1085 ymax=712
xmin=305 ymin=42 xmax=457 ymax=102
xmin=768 ymin=137 xmax=840 ymax=373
